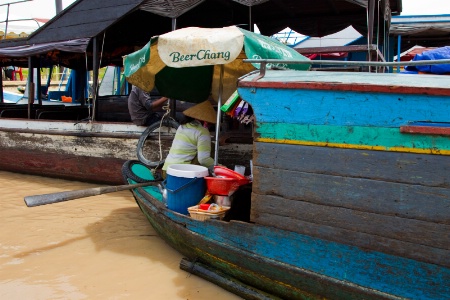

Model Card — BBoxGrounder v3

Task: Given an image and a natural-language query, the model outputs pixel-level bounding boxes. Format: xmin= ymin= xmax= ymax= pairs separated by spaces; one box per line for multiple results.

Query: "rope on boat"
xmin=158 ymin=100 xmax=172 ymax=165
xmin=136 ymin=102 xmax=179 ymax=170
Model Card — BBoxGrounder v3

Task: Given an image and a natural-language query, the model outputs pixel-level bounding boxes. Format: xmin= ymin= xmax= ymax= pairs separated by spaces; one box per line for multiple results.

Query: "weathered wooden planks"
xmin=250 ymin=206 xmax=450 ymax=268
xmin=0 ymin=120 xmax=252 ymax=184
xmin=254 ymin=142 xmax=450 ymax=188
xmin=135 ymin=181 xmax=450 ymax=299
xmin=251 ymin=142 xmax=450 ymax=267
xmin=251 ymin=171 xmax=450 ymax=246
xmin=239 ymin=82 xmax=450 ymax=128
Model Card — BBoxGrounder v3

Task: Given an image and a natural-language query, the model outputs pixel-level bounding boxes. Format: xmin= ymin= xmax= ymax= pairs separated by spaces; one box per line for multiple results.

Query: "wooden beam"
xmin=295 ymin=44 xmax=378 ymax=54
xmin=400 ymin=125 xmax=450 ymax=136
xmin=368 ymin=0 xmax=375 ymax=46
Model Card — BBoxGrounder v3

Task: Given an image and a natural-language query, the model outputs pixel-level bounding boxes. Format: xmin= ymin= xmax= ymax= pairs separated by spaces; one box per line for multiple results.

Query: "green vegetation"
xmin=14 ymin=67 xmax=107 ymax=82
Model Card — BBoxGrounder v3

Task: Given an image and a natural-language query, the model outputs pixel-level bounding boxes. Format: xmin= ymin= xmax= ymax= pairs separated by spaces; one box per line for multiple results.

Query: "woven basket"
xmin=188 ymin=205 xmax=230 ymax=221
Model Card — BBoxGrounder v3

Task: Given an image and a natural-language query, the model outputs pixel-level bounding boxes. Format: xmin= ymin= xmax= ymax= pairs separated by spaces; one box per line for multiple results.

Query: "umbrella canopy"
xmin=124 ymin=25 xmax=310 ymax=103
xmin=124 ymin=26 xmax=310 ymax=164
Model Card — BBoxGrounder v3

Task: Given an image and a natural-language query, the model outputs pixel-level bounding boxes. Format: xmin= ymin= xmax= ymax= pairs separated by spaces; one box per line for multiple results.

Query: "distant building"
xmin=390 ymin=14 xmax=450 ymax=58
xmin=271 ymin=27 xmax=308 ymax=46
xmin=293 ymin=26 xmax=362 ymax=49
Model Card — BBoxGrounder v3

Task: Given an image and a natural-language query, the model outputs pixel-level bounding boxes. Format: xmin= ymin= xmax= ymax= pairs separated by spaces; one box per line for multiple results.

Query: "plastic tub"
xmin=205 ymin=176 xmax=240 ymax=196
xmin=214 ymin=166 xmax=250 ymax=185
xmin=165 ymin=164 xmax=209 ymax=214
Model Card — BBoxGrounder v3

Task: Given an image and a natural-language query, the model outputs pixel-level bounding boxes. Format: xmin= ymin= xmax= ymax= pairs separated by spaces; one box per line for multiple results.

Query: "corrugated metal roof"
xmin=0 ymin=0 xmax=402 ymax=69
xmin=390 ymin=15 xmax=450 ymax=52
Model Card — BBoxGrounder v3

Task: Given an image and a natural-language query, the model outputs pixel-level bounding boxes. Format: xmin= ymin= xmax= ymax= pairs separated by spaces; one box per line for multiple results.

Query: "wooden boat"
xmin=0 ymin=115 xmax=252 ymax=184
xmin=124 ymin=65 xmax=450 ymax=299
xmin=0 ymin=118 xmax=145 ymax=184
xmin=1 ymin=0 xmax=399 ymax=184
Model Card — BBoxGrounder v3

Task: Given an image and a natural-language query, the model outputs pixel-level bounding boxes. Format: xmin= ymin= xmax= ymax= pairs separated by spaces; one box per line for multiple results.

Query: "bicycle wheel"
xmin=136 ymin=118 xmax=179 ymax=168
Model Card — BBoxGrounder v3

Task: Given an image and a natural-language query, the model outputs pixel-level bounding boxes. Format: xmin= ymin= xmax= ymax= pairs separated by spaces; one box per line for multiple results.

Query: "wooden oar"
xmin=24 ymin=181 xmax=160 ymax=207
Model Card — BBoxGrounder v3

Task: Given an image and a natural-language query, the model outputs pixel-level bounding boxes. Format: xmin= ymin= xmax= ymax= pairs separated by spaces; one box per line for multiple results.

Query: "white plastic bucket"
xmin=167 ymin=164 xmax=209 ymax=178
xmin=165 ymin=164 xmax=209 ymax=214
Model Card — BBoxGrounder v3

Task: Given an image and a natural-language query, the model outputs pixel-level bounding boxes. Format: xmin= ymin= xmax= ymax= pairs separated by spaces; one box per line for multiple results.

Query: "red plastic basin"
xmin=213 ymin=166 xmax=250 ymax=186
xmin=205 ymin=176 xmax=240 ymax=196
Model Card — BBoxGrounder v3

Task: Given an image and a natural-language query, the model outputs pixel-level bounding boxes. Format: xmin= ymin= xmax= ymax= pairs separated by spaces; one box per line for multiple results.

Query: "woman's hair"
xmin=179 ymin=114 xmax=195 ymax=125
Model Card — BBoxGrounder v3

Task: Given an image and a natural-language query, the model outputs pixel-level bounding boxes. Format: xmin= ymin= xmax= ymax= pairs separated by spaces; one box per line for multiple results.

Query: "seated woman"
xmin=162 ymin=100 xmax=217 ymax=178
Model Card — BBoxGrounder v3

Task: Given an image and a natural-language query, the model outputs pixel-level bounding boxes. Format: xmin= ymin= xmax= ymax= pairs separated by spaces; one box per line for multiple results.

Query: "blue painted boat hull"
xmin=127 ymin=161 xmax=449 ymax=299
xmin=126 ymin=70 xmax=450 ymax=300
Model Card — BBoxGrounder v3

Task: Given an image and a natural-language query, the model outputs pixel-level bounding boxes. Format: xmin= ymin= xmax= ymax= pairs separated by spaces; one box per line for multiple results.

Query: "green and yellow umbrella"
xmin=123 ymin=26 xmax=310 ymax=163
xmin=124 ymin=25 xmax=310 ymax=104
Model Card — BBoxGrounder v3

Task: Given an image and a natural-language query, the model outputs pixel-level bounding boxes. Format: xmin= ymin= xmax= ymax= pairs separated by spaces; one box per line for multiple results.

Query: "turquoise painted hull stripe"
xmin=256 ymin=122 xmax=450 ymax=153
xmin=128 ymin=166 xmax=163 ymax=201
xmin=239 ymin=88 xmax=450 ymax=127
xmin=163 ymin=207 xmax=450 ymax=299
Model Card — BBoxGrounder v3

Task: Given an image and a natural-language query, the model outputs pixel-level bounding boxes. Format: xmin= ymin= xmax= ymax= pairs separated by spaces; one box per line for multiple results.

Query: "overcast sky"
xmin=1 ymin=0 xmax=450 ymax=20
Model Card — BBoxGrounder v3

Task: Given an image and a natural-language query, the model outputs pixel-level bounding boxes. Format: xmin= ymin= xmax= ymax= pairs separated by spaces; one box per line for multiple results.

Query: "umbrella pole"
xmin=214 ymin=65 xmax=224 ymax=165
xmin=172 ymin=18 xmax=176 ymax=31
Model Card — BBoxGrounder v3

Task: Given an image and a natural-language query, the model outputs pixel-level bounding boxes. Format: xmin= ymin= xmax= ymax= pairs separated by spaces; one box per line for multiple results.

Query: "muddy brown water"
xmin=0 ymin=171 xmax=241 ymax=299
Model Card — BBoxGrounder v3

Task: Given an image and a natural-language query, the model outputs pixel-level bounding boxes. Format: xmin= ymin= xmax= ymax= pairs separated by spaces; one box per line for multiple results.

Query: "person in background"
xmin=162 ymin=100 xmax=217 ymax=178
xmin=128 ymin=85 xmax=168 ymax=126
xmin=3 ymin=66 xmax=14 ymax=81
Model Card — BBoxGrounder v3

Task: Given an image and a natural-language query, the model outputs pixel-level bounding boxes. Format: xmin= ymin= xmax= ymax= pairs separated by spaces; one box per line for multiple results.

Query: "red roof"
xmin=399 ymin=47 xmax=437 ymax=61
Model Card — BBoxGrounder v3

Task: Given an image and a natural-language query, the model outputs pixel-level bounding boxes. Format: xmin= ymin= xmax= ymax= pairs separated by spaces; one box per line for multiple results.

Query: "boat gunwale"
xmin=130 ymin=184 xmax=423 ymax=300
xmin=239 ymin=78 xmax=450 ymax=97
xmin=0 ymin=126 xmax=143 ymax=138
xmin=0 ymin=119 xmax=147 ymax=138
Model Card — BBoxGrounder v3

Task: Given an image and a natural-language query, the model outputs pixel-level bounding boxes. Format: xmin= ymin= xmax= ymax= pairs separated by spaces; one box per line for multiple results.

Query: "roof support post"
xmin=54 ymin=0 xmax=62 ymax=14
xmin=27 ymin=56 xmax=34 ymax=119
xmin=92 ymin=36 xmax=99 ymax=121
xmin=170 ymin=18 xmax=177 ymax=119
xmin=37 ymin=63 xmax=42 ymax=105
xmin=172 ymin=18 xmax=176 ymax=31
xmin=367 ymin=0 xmax=375 ymax=51
xmin=396 ymin=34 xmax=401 ymax=73
xmin=366 ymin=0 xmax=376 ymax=72
xmin=0 ymin=69 xmax=3 ymax=103
xmin=249 ymin=6 xmax=253 ymax=32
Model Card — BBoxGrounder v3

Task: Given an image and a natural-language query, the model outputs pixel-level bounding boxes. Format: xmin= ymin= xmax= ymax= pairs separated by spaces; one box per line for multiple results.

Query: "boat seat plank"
xmin=36 ymin=110 xmax=89 ymax=121
xmin=96 ymin=95 xmax=131 ymax=122
xmin=0 ymin=104 xmax=89 ymax=120
xmin=0 ymin=108 xmax=33 ymax=118
xmin=0 ymin=104 xmax=28 ymax=108
xmin=34 ymin=105 xmax=67 ymax=113
xmin=0 ymin=105 xmax=29 ymax=118
xmin=35 ymin=106 xmax=90 ymax=120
